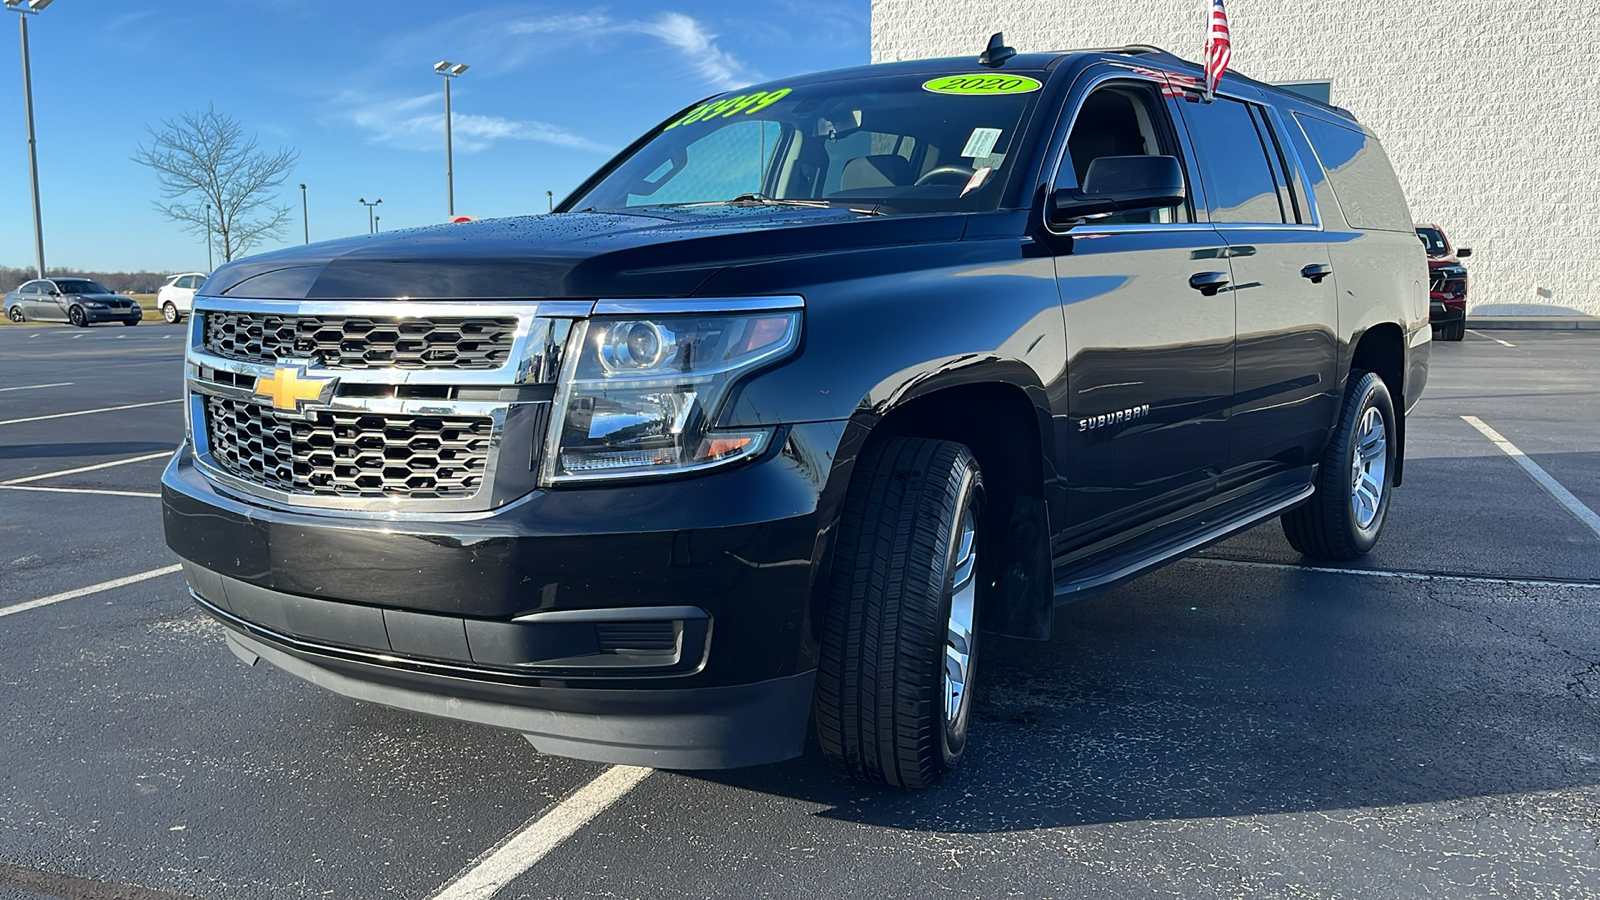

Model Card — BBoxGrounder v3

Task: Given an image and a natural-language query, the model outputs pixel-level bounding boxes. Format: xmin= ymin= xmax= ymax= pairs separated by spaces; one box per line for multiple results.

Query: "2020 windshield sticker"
xmin=922 ymin=75 xmax=1042 ymax=96
xmin=665 ymin=89 xmax=793 ymax=130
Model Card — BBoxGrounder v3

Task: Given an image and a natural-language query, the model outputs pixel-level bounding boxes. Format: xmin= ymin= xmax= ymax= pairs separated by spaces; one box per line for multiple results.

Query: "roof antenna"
xmin=979 ymin=32 xmax=1016 ymax=67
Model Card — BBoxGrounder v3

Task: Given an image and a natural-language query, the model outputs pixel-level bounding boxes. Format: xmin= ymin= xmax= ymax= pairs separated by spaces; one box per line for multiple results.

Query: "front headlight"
xmin=542 ymin=303 xmax=802 ymax=484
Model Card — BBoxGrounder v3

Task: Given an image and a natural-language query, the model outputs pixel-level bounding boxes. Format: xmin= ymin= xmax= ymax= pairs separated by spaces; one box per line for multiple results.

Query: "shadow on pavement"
xmin=681 ymin=560 xmax=1600 ymax=833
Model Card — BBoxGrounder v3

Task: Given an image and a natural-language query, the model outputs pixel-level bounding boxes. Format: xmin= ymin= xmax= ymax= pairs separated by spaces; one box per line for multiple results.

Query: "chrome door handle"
xmin=1300 ymin=263 xmax=1333 ymax=284
xmin=1188 ymin=271 xmax=1230 ymax=296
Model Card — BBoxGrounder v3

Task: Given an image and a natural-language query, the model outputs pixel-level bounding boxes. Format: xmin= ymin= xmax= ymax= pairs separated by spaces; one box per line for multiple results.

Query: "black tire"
xmin=1444 ymin=319 xmax=1465 ymax=341
xmin=815 ymin=437 xmax=985 ymax=789
xmin=68 ymin=305 xmax=87 ymax=328
xmin=123 ymin=317 xmax=139 ymax=326
xmin=162 ymin=303 xmax=179 ymax=324
xmin=5 ymin=306 xmax=21 ymax=323
xmin=1282 ymin=371 xmax=1397 ymax=560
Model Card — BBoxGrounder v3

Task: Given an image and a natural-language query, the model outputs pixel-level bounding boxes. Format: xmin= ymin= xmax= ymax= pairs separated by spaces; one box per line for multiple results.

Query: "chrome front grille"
xmin=203 ymin=396 xmax=492 ymax=499
xmin=202 ymin=310 xmax=517 ymax=370
xmin=186 ymin=298 xmax=592 ymax=514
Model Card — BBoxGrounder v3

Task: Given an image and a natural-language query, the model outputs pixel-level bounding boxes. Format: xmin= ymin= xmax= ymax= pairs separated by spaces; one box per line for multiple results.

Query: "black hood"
xmin=208 ymin=206 xmax=967 ymax=301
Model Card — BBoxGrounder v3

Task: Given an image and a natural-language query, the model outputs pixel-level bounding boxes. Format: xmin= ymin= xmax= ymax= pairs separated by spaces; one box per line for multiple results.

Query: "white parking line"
xmin=0 ymin=381 xmax=72 ymax=393
xmin=0 ymin=398 xmax=179 ymax=427
xmin=1 ymin=451 xmax=171 ymax=485
xmin=1190 ymin=557 xmax=1600 ymax=589
xmin=0 ymin=484 xmax=161 ymax=499
xmin=1467 ymin=329 xmax=1515 ymax=348
xmin=1463 ymin=415 xmax=1600 ymax=542
xmin=0 ymin=564 xmax=183 ymax=620
xmin=428 ymin=766 xmax=652 ymax=900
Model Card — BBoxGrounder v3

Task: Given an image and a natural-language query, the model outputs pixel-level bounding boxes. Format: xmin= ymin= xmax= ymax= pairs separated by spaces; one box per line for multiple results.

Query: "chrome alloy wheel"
xmin=942 ymin=496 xmax=979 ymax=737
xmin=1350 ymin=405 xmax=1388 ymax=530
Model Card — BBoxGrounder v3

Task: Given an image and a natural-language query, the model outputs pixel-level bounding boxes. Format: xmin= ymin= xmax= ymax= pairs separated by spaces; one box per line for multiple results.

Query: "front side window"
xmin=1180 ymin=97 xmax=1288 ymax=224
xmin=568 ymin=73 xmax=1046 ymax=215
xmin=1057 ymin=82 xmax=1191 ymax=225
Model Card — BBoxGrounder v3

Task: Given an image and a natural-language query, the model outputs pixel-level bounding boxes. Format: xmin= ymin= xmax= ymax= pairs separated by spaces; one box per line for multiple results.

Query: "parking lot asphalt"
xmin=1 ymin=322 xmax=1597 ymax=900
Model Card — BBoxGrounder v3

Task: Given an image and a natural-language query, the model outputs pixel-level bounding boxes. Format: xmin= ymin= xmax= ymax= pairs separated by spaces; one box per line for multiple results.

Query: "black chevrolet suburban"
xmin=162 ymin=43 xmax=1429 ymax=788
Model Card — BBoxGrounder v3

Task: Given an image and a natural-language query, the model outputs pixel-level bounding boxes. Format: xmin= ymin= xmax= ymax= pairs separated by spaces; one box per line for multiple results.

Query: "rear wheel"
xmin=1282 ymin=371 xmax=1396 ymax=560
xmin=162 ymin=302 xmax=180 ymax=324
xmin=1437 ymin=319 xmax=1465 ymax=341
xmin=815 ymin=437 xmax=985 ymax=789
xmin=68 ymin=305 xmax=87 ymax=328
xmin=5 ymin=306 xmax=21 ymax=323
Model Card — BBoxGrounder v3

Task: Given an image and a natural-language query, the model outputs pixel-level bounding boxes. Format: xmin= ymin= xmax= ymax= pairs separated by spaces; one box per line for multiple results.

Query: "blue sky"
xmin=0 ymin=0 xmax=868 ymax=273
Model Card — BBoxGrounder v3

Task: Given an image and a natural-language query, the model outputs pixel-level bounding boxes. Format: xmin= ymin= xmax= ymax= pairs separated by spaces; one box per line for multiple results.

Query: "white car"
xmin=156 ymin=272 xmax=208 ymax=324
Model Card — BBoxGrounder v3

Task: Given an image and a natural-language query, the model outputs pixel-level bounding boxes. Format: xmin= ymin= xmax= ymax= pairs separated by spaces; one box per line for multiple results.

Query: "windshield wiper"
xmin=716 ymin=194 xmax=884 ymax=215
xmin=724 ymin=193 xmax=827 ymax=208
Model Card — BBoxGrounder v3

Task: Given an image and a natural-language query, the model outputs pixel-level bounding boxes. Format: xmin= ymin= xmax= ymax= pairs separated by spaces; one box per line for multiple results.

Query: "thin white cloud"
xmin=340 ymin=91 xmax=608 ymax=154
xmin=626 ymin=13 xmax=752 ymax=91
xmin=505 ymin=11 xmax=758 ymax=91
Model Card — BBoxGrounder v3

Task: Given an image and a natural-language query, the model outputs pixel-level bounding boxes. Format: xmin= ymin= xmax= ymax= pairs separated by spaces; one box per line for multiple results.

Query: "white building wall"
xmin=872 ymin=0 xmax=1600 ymax=316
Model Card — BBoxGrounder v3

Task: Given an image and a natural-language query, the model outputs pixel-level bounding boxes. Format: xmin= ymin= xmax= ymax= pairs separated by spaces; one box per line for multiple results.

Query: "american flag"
xmin=1204 ymin=0 xmax=1231 ymax=99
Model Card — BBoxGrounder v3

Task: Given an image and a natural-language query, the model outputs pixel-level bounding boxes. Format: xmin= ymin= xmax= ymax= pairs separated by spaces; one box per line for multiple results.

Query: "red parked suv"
xmin=1416 ymin=224 xmax=1470 ymax=341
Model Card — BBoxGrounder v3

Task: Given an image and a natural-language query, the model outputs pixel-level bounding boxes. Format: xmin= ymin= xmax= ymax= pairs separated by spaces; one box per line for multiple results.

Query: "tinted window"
xmin=1058 ymin=83 xmax=1190 ymax=225
xmin=20 ymin=282 xmax=41 ymax=295
xmin=1180 ymin=98 xmax=1286 ymax=224
xmin=54 ymin=279 xmax=111 ymax=294
xmin=1295 ymin=115 xmax=1413 ymax=232
xmin=179 ymin=275 xmax=196 ymax=289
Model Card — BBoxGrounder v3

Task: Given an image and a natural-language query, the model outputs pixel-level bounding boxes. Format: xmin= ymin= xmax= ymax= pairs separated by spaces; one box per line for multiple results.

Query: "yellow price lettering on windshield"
xmin=922 ymin=75 xmax=1042 ymax=96
xmin=665 ymin=88 xmax=793 ymax=129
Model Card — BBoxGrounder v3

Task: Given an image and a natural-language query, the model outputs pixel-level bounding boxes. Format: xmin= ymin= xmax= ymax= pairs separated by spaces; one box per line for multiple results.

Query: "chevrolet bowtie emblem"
xmin=254 ymin=365 xmax=336 ymax=411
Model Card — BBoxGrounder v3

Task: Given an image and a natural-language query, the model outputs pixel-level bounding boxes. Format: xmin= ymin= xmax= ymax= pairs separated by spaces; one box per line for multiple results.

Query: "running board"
xmin=1052 ymin=483 xmax=1314 ymax=603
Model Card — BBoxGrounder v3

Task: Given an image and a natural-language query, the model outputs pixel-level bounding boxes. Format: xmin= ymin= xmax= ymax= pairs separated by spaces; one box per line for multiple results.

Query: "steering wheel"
xmin=913 ymin=164 xmax=976 ymax=187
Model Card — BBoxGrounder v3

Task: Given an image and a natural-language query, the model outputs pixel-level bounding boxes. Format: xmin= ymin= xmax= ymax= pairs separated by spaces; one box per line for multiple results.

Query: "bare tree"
xmin=133 ymin=105 xmax=299 ymax=264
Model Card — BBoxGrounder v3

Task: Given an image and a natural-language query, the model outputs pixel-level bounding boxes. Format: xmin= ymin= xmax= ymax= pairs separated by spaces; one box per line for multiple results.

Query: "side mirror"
xmin=1051 ymin=155 xmax=1186 ymax=223
xmin=1456 ymin=247 xmax=1472 ymax=257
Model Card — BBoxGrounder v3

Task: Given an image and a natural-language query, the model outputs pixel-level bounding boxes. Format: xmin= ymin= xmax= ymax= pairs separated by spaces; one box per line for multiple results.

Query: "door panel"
xmin=1220 ymin=233 xmax=1338 ymax=476
xmin=1055 ymin=227 xmax=1234 ymax=545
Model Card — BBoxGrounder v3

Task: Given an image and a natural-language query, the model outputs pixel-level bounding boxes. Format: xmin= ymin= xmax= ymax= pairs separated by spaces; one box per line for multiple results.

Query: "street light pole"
xmin=205 ymin=203 xmax=213 ymax=271
xmin=299 ymin=183 xmax=308 ymax=243
xmin=374 ymin=215 xmax=380 ymax=233
xmin=359 ymin=197 xmax=382 ymax=234
xmin=434 ymin=61 xmax=468 ymax=218
xmin=546 ymin=190 xmax=553 ymax=214
xmin=7 ymin=0 xmax=53 ymax=278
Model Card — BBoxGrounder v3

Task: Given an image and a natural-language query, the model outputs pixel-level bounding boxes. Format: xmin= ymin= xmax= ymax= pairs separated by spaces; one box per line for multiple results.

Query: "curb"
xmin=1467 ymin=317 xmax=1600 ymax=331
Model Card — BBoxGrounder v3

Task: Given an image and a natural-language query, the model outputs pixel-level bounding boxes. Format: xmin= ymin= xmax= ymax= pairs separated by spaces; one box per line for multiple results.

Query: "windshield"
xmin=568 ymin=72 xmax=1047 ymax=215
xmin=54 ymin=279 xmax=112 ymax=294
xmin=1415 ymin=227 xmax=1450 ymax=255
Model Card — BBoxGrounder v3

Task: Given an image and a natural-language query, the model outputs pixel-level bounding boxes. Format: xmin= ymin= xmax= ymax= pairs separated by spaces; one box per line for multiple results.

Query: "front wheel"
xmin=123 ymin=317 xmax=139 ymax=326
xmin=1282 ymin=371 xmax=1396 ymax=560
xmin=68 ymin=305 xmax=87 ymax=327
xmin=815 ymin=437 xmax=985 ymax=789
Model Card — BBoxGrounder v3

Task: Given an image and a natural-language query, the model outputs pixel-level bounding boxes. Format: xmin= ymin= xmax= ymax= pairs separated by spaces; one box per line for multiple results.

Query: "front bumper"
xmin=83 ymin=305 xmax=142 ymax=323
xmin=162 ymin=420 xmax=848 ymax=768
xmin=1429 ymin=298 xmax=1465 ymax=325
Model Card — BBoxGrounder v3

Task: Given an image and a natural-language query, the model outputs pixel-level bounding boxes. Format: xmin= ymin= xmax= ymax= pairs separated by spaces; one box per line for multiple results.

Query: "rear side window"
xmin=1295 ymin=115 xmax=1413 ymax=232
xmin=1179 ymin=97 xmax=1289 ymax=224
